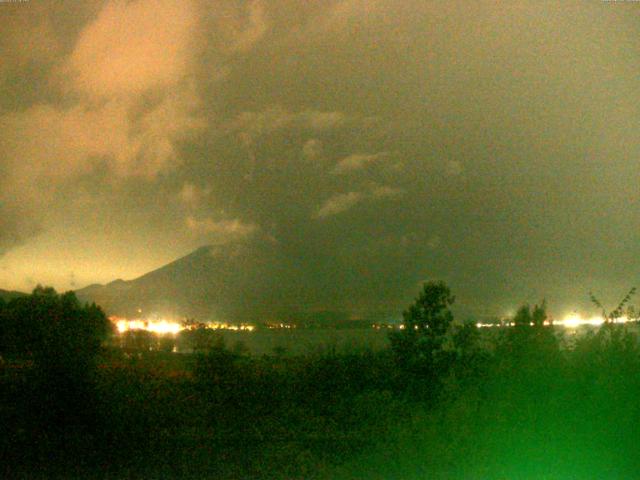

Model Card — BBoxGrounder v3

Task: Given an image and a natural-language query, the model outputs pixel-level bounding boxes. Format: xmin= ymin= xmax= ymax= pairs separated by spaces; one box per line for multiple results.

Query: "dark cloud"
xmin=1 ymin=0 xmax=639 ymax=317
xmin=0 ymin=206 xmax=41 ymax=256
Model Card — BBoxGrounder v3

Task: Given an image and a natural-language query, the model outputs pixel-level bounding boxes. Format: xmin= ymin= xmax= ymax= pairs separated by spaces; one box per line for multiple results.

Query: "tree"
xmin=178 ymin=323 xmax=218 ymax=353
xmin=0 ymin=286 xmax=111 ymax=366
xmin=513 ymin=304 xmax=532 ymax=327
xmin=583 ymin=288 xmax=639 ymax=367
xmin=0 ymin=296 xmax=7 ymax=354
xmin=498 ymin=300 xmax=559 ymax=377
xmin=532 ymin=301 xmax=547 ymax=327
xmin=590 ymin=287 xmax=636 ymax=323
xmin=0 ymin=287 xmax=112 ymax=429
xmin=390 ymin=281 xmax=456 ymax=382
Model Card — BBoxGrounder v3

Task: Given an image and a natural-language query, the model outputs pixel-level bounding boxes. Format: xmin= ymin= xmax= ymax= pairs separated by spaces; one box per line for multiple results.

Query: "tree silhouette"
xmin=583 ymin=288 xmax=638 ymax=364
xmin=0 ymin=287 xmax=112 ymax=431
xmin=178 ymin=322 xmax=218 ymax=353
xmin=498 ymin=300 xmax=559 ymax=378
xmin=0 ymin=286 xmax=111 ymax=364
xmin=590 ymin=287 xmax=636 ymax=323
xmin=390 ymin=281 xmax=456 ymax=384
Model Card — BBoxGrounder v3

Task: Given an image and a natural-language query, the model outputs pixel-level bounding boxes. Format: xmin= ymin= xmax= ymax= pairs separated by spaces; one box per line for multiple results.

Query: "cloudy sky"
xmin=1 ymin=0 xmax=639 ymax=318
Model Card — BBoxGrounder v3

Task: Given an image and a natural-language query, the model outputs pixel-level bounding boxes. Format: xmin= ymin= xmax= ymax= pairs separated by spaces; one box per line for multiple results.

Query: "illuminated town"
xmin=110 ymin=316 xmax=255 ymax=335
xmin=110 ymin=312 xmax=637 ymax=337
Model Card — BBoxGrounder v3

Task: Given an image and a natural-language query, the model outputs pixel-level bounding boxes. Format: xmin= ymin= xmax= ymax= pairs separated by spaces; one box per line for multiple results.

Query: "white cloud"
xmin=64 ymin=0 xmax=198 ymax=99
xmin=1 ymin=103 xmax=121 ymax=185
xmin=331 ymin=151 xmax=390 ymax=174
xmin=1 ymin=0 xmax=207 ymax=194
xmin=1 ymin=84 xmax=205 ymax=182
xmin=0 ymin=0 xmax=211 ymax=255
xmin=298 ymin=110 xmax=346 ymax=130
xmin=315 ymin=192 xmax=365 ymax=218
xmin=122 ymin=84 xmax=206 ymax=177
xmin=186 ymin=216 xmax=258 ymax=241
xmin=314 ymin=182 xmax=403 ymax=218
xmin=26 ymin=0 xmax=208 ymax=178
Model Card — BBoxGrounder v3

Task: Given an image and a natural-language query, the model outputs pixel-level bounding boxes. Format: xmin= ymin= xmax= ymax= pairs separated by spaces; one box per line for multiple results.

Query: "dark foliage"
xmin=0 ymin=286 xmax=111 ymax=363
xmin=2 ymin=283 xmax=640 ymax=478
xmin=389 ymin=281 xmax=457 ymax=389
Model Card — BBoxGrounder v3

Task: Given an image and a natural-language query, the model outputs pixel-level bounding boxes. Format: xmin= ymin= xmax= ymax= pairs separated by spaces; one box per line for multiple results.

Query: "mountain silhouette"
xmin=75 ymin=242 xmax=287 ymax=322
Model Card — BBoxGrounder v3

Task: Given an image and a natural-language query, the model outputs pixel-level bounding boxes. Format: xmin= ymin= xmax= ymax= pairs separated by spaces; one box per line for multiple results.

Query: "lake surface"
xmin=202 ymin=328 xmax=393 ymax=356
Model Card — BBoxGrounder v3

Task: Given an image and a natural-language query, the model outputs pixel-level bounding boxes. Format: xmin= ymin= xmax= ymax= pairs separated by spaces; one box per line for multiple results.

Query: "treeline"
xmin=2 ymin=284 xmax=640 ymax=478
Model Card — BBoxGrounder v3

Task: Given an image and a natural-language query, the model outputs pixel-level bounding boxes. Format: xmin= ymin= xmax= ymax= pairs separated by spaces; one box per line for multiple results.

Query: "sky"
xmin=1 ymin=0 xmax=639 ymax=319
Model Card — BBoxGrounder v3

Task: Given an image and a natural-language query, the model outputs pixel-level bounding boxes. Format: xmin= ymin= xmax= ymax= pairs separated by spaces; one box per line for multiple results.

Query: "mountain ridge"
xmin=73 ymin=243 xmax=402 ymax=324
xmin=74 ymin=243 xmax=287 ymax=321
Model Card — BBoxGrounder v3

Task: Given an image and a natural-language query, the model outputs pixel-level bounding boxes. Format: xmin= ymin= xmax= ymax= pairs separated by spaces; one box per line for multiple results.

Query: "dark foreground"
xmin=2 ymin=326 xmax=640 ymax=479
xmin=3 ymin=286 xmax=640 ymax=479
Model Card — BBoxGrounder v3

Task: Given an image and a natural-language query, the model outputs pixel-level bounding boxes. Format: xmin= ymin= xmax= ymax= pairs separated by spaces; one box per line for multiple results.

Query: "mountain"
xmin=75 ymin=242 xmax=401 ymax=324
xmin=0 ymin=289 xmax=27 ymax=302
xmin=75 ymin=243 xmax=288 ymax=322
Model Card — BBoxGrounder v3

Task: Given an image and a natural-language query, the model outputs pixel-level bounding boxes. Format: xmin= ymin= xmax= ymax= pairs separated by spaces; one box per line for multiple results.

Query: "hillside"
xmin=75 ymin=243 xmax=288 ymax=321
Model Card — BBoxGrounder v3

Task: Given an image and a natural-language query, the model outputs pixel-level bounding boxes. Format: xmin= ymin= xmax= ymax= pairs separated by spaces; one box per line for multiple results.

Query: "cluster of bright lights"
xmin=111 ymin=317 xmax=255 ymax=335
xmin=398 ymin=324 xmax=421 ymax=330
xmin=206 ymin=322 xmax=255 ymax=332
xmin=264 ymin=323 xmax=296 ymax=329
xmin=110 ymin=313 xmax=636 ymax=335
xmin=371 ymin=324 xmax=396 ymax=330
xmin=474 ymin=314 xmax=634 ymax=329
xmin=475 ymin=321 xmax=553 ymax=328
xmin=555 ymin=314 xmax=631 ymax=328
xmin=114 ymin=318 xmax=183 ymax=335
